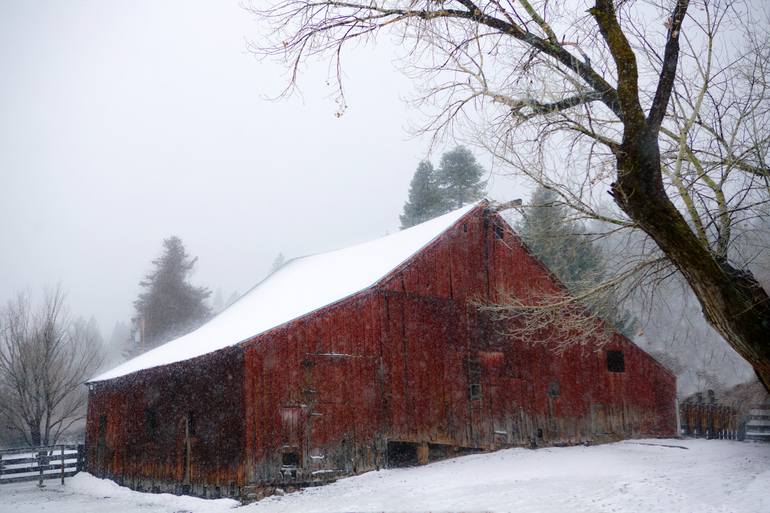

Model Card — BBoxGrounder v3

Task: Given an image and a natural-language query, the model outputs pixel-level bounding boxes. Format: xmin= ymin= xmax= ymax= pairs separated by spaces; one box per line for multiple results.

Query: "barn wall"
xmin=86 ymin=204 xmax=676 ymax=499
xmin=376 ymin=207 xmax=676 ymax=449
xmin=241 ymin=292 xmax=383 ymax=489
xmin=85 ymin=347 xmax=246 ymax=498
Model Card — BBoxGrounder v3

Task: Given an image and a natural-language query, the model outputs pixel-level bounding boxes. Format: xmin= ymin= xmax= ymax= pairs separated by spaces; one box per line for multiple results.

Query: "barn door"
xmin=279 ymin=404 xmax=305 ymax=475
xmin=303 ymin=353 xmax=377 ymax=476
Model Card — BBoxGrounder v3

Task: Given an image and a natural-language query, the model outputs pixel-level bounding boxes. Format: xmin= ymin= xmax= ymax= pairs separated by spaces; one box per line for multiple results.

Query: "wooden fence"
xmin=679 ymin=402 xmax=739 ymax=440
xmin=0 ymin=444 xmax=84 ymax=485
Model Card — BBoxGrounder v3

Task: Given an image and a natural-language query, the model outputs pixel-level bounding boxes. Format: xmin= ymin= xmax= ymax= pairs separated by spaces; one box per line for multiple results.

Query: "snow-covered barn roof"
xmin=89 ymin=202 xmax=480 ymax=383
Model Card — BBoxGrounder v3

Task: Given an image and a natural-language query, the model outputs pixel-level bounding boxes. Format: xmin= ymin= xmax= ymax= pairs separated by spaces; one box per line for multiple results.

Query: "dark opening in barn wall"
xmin=282 ymin=451 xmax=300 ymax=466
xmin=144 ymin=407 xmax=158 ymax=439
xmin=607 ymin=350 xmax=625 ymax=373
xmin=97 ymin=414 xmax=107 ymax=470
xmin=281 ymin=450 xmax=300 ymax=479
xmin=386 ymin=441 xmax=419 ymax=467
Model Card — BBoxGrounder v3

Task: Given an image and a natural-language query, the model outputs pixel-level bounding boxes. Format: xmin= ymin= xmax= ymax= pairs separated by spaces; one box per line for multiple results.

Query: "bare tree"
xmin=0 ymin=289 xmax=102 ymax=447
xmin=252 ymin=0 xmax=770 ymax=389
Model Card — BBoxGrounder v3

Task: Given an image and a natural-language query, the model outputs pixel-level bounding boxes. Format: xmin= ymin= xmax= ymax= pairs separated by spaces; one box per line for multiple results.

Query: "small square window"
xmin=493 ymin=224 xmax=505 ymax=239
xmin=469 ymin=383 xmax=482 ymax=400
xmin=607 ymin=350 xmax=625 ymax=373
xmin=547 ymin=381 xmax=560 ymax=397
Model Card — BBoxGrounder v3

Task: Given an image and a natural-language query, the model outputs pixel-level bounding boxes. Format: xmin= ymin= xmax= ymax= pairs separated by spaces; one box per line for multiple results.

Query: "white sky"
xmin=0 ymin=0 xmax=524 ymax=336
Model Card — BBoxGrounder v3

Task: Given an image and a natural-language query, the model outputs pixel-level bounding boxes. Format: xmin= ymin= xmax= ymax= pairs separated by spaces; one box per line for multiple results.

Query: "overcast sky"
xmin=0 ymin=0 xmax=524 ymax=337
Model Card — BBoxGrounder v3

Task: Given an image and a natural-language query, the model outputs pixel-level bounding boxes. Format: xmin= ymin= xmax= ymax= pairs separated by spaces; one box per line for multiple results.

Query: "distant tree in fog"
xmin=0 ymin=288 xmax=102 ymax=446
xmin=516 ymin=186 xmax=637 ymax=338
xmin=437 ymin=146 xmax=486 ymax=209
xmin=129 ymin=236 xmax=211 ymax=354
xmin=225 ymin=291 xmax=241 ymax=309
xmin=270 ymin=252 xmax=287 ymax=274
xmin=211 ymin=288 xmax=224 ymax=314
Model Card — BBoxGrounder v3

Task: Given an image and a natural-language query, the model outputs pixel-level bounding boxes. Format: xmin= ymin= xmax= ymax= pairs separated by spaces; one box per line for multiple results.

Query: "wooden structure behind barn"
xmin=680 ymin=381 xmax=770 ymax=441
xmin=85 ymin=201 xmax=676 ymax=499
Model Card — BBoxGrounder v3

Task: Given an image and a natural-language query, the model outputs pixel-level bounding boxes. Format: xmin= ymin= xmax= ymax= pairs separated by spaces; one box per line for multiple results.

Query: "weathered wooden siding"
xmin=86 ymin=347 xmax=246 ymax=497
xmin=86 ymin=204 xmax=676 ymax=499
xmin=373 ymin=207 xmax=676 ymax=450
xmin=242 ymin=293 xmax=382 ymax=487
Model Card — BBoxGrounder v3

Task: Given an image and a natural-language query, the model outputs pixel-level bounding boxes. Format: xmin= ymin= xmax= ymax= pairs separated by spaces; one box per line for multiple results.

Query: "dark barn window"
xmin=547 ymin=381 xmax=560 ymax=397
xmin=493 ymin=223 xmax=505 ymax=239
xmin=282 ymin=451 xmax=300 ymax=467
xmin=469 ymin=383 xmax=482 ymax=400
xmin=144 ymin=408 xmax=159 ymax=440
xmin=187 ymin=411 xmax=196 ymax=436
xmin=607 ymin=350 xmax=625 ymax=373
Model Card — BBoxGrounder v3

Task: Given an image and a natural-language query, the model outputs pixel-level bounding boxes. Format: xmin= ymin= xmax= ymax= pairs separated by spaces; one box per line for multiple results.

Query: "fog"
xmin=0 ymin=0 xmax=523 ymax=336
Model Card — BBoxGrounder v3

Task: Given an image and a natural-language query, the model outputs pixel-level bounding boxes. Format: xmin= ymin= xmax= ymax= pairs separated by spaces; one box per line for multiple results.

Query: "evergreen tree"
xmin=131 ymin=236 xmax=211 ymax=352
xmin=517 ymin=186 xmax=636 ymax=337
xmin=270 ymin=252 xmax=287 ymax=274
xmin=437 ymin=146 xmax=486 ymax=209
xmin=517 ymin=187 xmax=604 ymax=286
xmin=399 ymin=161 xmax=448 ymax=229
xmin=400 ymin=147 xmax=486 ymax=229
xmin=211 ymin=288 xmax=224 ymax=314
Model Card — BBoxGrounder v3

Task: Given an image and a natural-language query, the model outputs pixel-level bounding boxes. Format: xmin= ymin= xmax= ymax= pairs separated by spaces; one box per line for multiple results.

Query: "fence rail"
xmin=0 ymin=444 xmax=84 ymax=485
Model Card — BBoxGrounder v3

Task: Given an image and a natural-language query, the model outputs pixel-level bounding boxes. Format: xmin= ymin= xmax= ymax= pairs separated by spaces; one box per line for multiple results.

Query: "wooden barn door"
xmin=302 ymin=353 xmax=377 ymax=476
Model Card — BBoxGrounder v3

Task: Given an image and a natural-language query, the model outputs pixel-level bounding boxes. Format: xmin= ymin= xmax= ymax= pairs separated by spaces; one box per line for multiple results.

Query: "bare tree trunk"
xmin=612 ymin=129 xmax=770 ymax=390
xmin=29 ymin=422 xmax=42 ymax=447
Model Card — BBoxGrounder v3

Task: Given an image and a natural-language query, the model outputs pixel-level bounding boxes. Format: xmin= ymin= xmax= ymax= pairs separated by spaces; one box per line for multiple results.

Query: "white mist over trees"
xmin=516 ymin=186 xmax=637 ymax=338
xmin=400 ymin=146 xmax=486 ymax=229
xmin=128 ymin=236 xmax=211 ymax=356
xmin=0 ymin=289 xmax=102 ymax=447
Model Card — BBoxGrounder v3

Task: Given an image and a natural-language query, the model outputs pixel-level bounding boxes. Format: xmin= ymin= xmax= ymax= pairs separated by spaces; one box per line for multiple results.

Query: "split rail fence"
xmin=0 ymin=444 xmax=84 ymax=485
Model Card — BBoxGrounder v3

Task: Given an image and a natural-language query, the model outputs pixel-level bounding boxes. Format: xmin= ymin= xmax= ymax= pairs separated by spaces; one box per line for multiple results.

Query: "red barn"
xmin=85 ymin=201 xmax=676 ymax=499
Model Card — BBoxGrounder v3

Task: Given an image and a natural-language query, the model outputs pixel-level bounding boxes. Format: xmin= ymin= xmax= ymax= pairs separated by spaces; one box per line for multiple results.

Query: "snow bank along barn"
xmin=85 ymin=201 xmax=676 ymax=499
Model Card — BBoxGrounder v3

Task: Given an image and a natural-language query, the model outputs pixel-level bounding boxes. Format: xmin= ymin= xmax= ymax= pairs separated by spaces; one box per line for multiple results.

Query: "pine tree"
xmin=400 ymin=148 xmax=487 ymax=229
xmin=517 ymin=186 xmax=636 ymax=337
xmin=399 ymin=161 xmax=448 ymax=229
xmin=517 ymin=187 xmax=604 ymax=286
xmin=437 ymin=146 xmax=486 ymax=209
xmin=131 ymin=236 xmax=211 ymax=352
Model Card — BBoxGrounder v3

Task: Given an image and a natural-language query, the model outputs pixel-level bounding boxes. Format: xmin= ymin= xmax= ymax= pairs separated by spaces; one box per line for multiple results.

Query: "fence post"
xmin=77 ymin=444 xmax=85 ymax=473
xmin=61 ymin=445 xmax=65 ymax=485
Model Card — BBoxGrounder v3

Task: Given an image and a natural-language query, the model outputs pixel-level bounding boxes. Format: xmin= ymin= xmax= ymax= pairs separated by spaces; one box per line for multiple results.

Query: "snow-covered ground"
xmin=1 ymin=439 xmax=768 ymax=513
